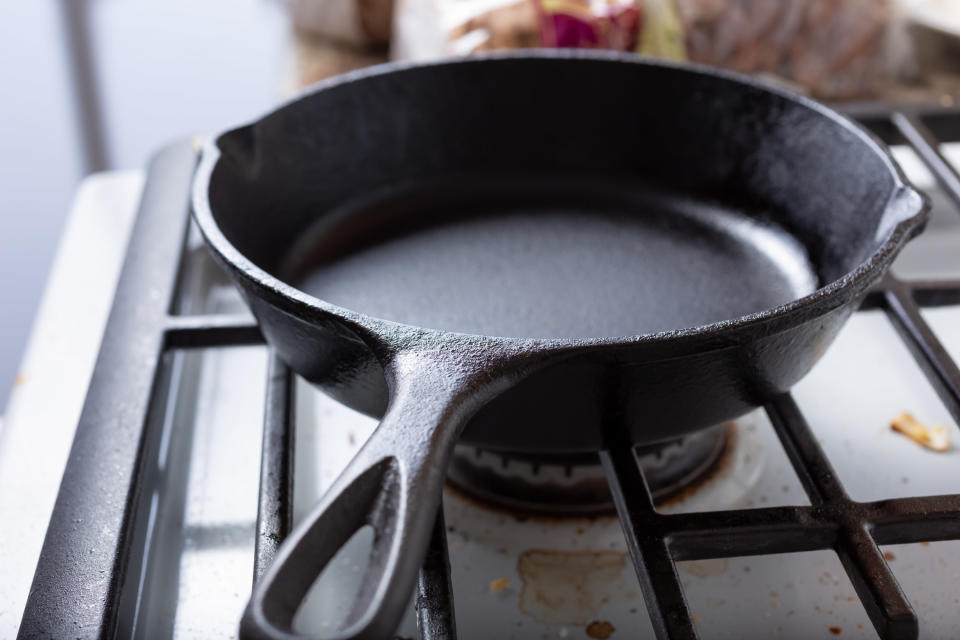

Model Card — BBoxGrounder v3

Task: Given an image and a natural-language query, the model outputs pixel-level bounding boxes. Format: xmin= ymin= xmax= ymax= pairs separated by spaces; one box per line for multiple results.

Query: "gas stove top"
xmin=3 ymin=105 xmax=960 ymax=640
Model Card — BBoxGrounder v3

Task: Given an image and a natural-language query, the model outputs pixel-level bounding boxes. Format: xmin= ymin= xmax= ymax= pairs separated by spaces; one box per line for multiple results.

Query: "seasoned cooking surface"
xmin=295 ymin=189 xmax=817 ymax=339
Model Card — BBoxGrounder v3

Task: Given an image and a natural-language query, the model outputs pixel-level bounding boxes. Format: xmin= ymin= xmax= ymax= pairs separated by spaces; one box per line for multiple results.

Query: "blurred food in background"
xmin=290 ymin=33 xmax=389 ymax=88
xmin=901 ymin=0 xmax=960 ymax=103
xmin=536 ymin=0 xmax=643 ymax=52
xmin=284 ymin=0 xmax=389 ymax=88
xmin=674 ymin=0 xmax=908 ymax=98
xmin=286 ymin=0 xmax=960 ymax=102
xmin=288 ymin=0 xmax=392 ymax=47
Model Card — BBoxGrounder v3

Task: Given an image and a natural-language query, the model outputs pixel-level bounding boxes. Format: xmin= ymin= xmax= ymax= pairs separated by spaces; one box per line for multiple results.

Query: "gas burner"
xmin=446 ymin=423 xmax=732 ymax=516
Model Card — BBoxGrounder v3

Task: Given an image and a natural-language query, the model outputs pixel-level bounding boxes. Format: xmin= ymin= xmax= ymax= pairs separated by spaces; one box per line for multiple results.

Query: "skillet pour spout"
xmin=191 ymin=51 xmax=929 ymax=639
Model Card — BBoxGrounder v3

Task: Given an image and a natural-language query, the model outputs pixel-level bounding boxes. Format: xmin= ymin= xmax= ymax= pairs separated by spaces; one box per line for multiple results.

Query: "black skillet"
xmin=192 ymin=51 xmax=928 ymax=639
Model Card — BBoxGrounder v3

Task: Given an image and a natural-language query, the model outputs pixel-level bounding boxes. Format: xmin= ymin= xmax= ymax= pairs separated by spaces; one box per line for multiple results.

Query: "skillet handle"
xmin=240 ymin=348 xmax=500 ymax=640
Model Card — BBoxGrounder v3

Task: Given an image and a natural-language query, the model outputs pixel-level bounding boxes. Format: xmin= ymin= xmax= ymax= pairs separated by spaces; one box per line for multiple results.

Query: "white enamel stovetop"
xmin=1 ymin=144 xmax=959 ymax=639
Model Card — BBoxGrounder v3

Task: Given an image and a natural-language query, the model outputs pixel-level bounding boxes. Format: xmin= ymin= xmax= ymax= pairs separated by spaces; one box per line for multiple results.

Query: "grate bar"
xmin=651 ymin=495 xmax=960 ymax=557
xmin=869 ymin=495 xmax=960 ymax=544
xmin=765 ymin=394 xmax=847 ymax=503
xmin=908 ymin=280 xmax=960 ymax=307
xmin=666 ymin=507 xmax=837 ymax=560
xmin=891 ymin=112 xmax=960 ymax=210
xmin=253 ymin=355 xmax=296 ymax=583
xmin=600 ymin=445 xmax=698 ymax=640
xmin=883 ymin=281 xmax=960 ymax=425
xmin=836 ymin=102 xmax=960 ymax=145
xmin=836 ymin=526 xmax=918 ymax=640
xmin=416 ymin=508 xmax=458 ymax=640
xmin=18 ymin=143 xmax=199 ymax=638
xmin=764 ymin=393 xmax=917 ymax=639
xmin=165 ymin=314 xmax=263 ymax=348
xmin=860 ymin=279 xmax=960 ymax=311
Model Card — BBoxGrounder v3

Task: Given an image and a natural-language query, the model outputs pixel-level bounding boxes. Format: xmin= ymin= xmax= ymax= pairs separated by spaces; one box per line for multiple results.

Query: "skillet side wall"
xmin=461 ymin=300 xmax=856 ymax=451
xmin=241 ymin=285 xmax=391 ymax=418
xmin=232 ymin=263 xmax=861 ymax=452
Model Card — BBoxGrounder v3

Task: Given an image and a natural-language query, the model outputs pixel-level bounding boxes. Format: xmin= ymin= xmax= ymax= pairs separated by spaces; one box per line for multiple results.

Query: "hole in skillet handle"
xmin=242 ymin=457 xmax=403 ymax=640
xmin=292 ymin=525 xmax=378 ymax=635
xmin=239 ymin=345 xmax=525 ymax=640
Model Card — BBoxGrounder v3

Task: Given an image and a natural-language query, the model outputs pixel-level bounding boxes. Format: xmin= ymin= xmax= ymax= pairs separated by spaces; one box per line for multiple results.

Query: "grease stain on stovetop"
xmin=517 ymin=549 xmax=629 ymax=626
xmin=585 ymin=620 xmax=617 ymax=639
xmin=679 ymin=557 xmax=730 ymax=579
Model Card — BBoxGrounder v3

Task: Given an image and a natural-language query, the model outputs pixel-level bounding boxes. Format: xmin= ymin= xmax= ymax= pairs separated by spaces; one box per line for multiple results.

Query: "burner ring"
xmin=446 ymin=423 xmax=732 ymax=516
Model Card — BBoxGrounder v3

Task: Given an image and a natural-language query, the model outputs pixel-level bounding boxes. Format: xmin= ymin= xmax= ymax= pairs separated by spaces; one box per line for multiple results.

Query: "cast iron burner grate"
xmin=17 ymin=104 xmax=960 ymax=640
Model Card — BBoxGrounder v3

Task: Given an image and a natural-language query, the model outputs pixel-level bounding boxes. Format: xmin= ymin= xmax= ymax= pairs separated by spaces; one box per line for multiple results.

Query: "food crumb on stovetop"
xmin=585 ymin=620 xmax=615 ymax=639
xmin=829 ymin=627 xmax=842 ymax=635
xmin=884 ymin=551 xmax=896 ymax=561
xmin=890 ymin=412 xmax=950 ymax=452
xmin=489 ymin=577 xmax=509 ymax=593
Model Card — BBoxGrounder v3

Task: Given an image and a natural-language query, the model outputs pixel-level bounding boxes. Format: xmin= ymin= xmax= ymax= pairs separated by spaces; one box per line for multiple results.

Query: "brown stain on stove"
xmin=489 ymin=577 xmax=510 ymax=593
xmin=517 ymin=549 xmax=627 ymax=626
xmin=585 ymin=620 xmax=616 ymax=639
xmin=14 ymin=373 xmax=27 ymax=386
xmin=679 ymin=557 xmax=729 ymax=578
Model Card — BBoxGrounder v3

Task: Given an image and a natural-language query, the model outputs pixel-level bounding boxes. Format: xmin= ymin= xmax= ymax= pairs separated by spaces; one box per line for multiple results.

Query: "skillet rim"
xmin=191 ymin=49 xmax=930 ymax=351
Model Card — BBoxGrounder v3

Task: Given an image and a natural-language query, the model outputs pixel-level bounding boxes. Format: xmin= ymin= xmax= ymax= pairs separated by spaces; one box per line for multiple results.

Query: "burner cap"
xmin=446 ymin=423 xmax=731 ymax=516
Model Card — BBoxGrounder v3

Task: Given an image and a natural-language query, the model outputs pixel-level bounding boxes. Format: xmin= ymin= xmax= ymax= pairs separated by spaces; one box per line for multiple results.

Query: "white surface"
xmin=0 ymin=171 xmax=145 ymax=638
xmin=138 ymin=346 xmax=268 ymax=639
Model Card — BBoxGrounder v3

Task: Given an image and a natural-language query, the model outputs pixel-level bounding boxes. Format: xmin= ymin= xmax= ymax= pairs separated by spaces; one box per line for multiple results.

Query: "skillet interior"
xmin=289 ymin=174 xmax=818 ymax=338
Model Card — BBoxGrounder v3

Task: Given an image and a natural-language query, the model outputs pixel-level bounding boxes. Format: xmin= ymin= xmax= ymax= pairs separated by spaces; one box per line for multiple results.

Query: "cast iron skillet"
xmin=192 ymin=51 xmax=928 ymax=640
